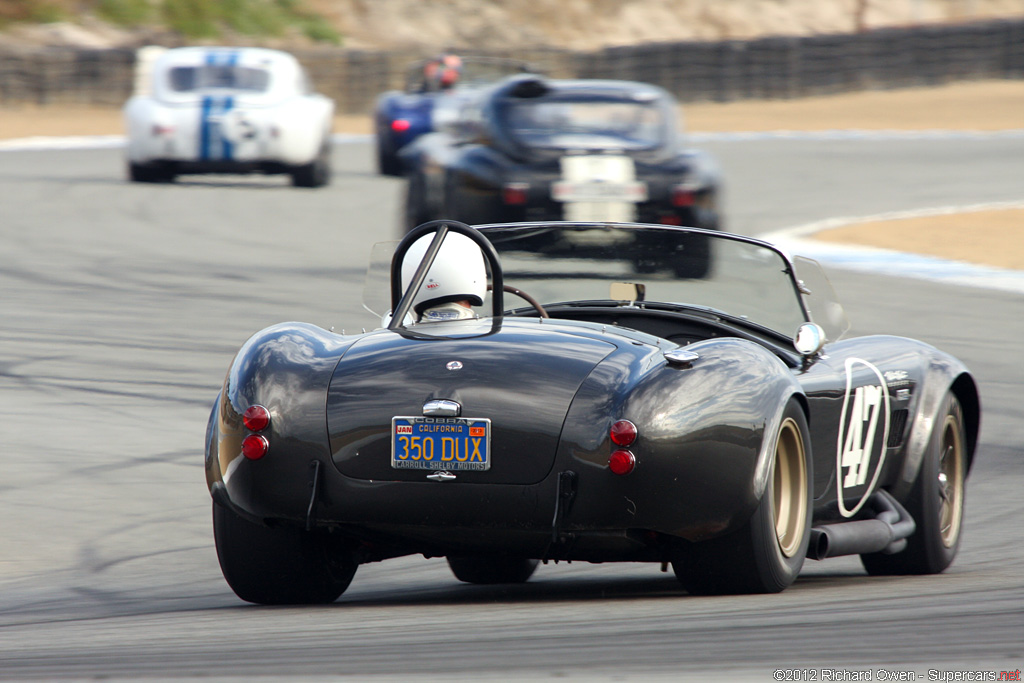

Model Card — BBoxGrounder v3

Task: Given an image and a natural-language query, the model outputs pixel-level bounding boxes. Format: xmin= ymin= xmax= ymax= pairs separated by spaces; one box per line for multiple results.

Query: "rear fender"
xmin=205 ymin=323 xmax=353 ymax=521
xmin=897 ymin=353 xmax=979 ymax=499
xmin=561 ymin=337 xmax=803 ymax=540
xmin=271 ymin=95 xmax=333 ymax=164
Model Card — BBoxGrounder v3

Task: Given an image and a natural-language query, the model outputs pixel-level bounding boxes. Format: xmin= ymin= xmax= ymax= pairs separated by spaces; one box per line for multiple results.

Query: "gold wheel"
xmin=772 ymin=417 xmax=808 ymax=558
xmin=938 ymin=414 xmax=965 ymax=548
xmin=860 ymin=393 xmax=969 ymax=576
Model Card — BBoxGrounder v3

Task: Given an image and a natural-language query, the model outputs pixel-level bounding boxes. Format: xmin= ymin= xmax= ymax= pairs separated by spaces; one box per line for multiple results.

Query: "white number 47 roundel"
xmin=836 ymin=358 xmax=891 ymax=517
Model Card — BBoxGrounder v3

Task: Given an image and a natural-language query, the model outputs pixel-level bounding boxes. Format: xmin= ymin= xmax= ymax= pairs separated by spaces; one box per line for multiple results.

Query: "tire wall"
xmin=1 ymin=19 xmax=1021 ymax=111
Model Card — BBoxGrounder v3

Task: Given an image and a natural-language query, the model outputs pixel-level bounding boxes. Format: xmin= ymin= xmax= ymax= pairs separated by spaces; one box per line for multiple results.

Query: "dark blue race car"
xmin=373 ymin=55 xmax=538 ymax=176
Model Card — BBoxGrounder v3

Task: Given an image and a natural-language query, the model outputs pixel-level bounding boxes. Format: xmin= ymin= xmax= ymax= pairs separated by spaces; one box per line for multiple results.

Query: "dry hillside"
xmin=2 ymin=0 xmax=1023 ymax=51
xmin=315 ymin=0 xmax=1024 ymax=50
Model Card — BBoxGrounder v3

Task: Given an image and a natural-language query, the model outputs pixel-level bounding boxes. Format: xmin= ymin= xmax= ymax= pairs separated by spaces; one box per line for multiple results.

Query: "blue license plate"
xmin=391 ymin=417 xmax=491 ymax=471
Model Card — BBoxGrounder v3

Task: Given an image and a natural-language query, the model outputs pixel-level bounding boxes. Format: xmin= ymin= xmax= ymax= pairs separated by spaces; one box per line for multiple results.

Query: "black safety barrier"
xmin=0 ymin=18 xmax=1020 ymax=110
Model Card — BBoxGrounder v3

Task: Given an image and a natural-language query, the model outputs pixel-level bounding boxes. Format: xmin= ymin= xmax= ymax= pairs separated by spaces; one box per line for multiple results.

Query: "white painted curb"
xmin=763 ymin=202 xmax=1024 ymax=294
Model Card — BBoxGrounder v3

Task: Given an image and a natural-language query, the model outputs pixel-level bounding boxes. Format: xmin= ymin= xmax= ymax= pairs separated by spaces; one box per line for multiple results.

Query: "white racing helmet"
xmin=401 ymin=232 xmax=487 ymax=314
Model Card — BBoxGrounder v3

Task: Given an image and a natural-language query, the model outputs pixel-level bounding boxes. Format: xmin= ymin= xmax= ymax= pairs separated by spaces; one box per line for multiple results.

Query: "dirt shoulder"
xmin=814 ymin=209 xmax=1024 ymax=271
xmin=682 ymin=80 xmax=1024 ymax=132
xmin=2 ymin=79 xmax=1022 ymax=271
xmin=3 ymin=79 xmax=1021 ymax=139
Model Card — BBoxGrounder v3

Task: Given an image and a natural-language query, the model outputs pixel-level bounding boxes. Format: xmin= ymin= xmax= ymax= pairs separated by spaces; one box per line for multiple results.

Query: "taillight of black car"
xmin=502 ymin=182 xmax=529 ymax=205
xmin=609 ymin=419 xmax=637 ymax=475
xmin=241 ymin=404 xmax=271 ymax=460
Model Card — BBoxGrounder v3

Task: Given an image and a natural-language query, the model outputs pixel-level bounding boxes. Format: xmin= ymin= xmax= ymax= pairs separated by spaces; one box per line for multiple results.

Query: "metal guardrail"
xmin=0 ymin=19 xmax=1021 ymax=111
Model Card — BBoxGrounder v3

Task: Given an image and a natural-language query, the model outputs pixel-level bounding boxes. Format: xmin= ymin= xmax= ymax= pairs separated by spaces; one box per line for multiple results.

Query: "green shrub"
xmin=156 ymin=0 xmax=340 ymax=43
xmin=162 ymin=0 xmax=218 ymax=39
xmin=300 ymin=15 xmax=340 ymax=45
xmin=97 ymin=0 xmax=152 ymax=27
xmin=221 ymin=0 xmax=288 ymax=37
xmin=5 ymin=0 xmax=344 ymax=44
xmin=28 ymin=2 xmax=65 ymax=23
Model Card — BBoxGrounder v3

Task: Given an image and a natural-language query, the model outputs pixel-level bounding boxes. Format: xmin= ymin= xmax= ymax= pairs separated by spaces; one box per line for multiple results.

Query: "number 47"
xmin=841 ymin=384 xmax=883 ymax=488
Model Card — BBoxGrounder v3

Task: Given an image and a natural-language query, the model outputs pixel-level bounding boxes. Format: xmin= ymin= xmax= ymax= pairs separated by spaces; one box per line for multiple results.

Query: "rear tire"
xmin=128 ymin=162 xmax=174 ymax=183
xmin=291 ymin=142 xmax=331 ymax=188
xmin=447 ymin=556 xmax=539 ymax=585
xmin=861 ymin=393 xmax=966 ymax=575
xmin=404 ymin=171 xmax=430 ymax=232
xmin=213 ymin=501 xmax=356 ymax=604
xmin=673 ymin=398 xmax=812 ymax=594
xmin=377 ymin=139 xmax=402 ymax=176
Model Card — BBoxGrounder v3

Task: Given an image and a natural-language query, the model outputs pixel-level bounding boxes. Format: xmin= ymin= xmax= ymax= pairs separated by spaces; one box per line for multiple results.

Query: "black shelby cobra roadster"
xmin=401 ymin=75 xmax=721 ymax=233
xmin=205 ymin=221 xmax=979 ymax=603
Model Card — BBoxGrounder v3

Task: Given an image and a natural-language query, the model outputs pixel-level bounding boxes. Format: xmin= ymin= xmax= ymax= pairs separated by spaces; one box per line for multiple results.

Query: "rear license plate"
xmin=391 ymin=417 xmax=491 ymax=471
xmin=551 ymin=180 xmax=648 ymax=202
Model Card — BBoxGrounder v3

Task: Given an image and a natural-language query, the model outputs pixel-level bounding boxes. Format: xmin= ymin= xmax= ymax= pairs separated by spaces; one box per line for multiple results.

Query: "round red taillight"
xmin=241 ymin=434 xmax=269 ymax=460
xmin=672 ymin=185 xmax=696 ymax=207
xmin=391 ymin=119 xmax=411 ymax=133
xmin=610 ymin=420 xmax=637 ymax=447
xmin=502 ymin=182 xmax=529 ymax=205
xmin=243 ymin=405 xmax=270 ymax=432
xmin=608 ymin=449 xmax=636 ymax=476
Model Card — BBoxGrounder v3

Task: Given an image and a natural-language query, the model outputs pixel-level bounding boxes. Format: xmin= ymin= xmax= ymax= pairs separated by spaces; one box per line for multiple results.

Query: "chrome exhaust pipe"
xmin=809 ymin=489 xmax=916 ymax=560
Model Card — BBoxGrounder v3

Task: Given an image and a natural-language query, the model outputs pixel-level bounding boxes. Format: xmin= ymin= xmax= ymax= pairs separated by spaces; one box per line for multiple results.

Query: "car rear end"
xmin=463 ymin=156 xmax=718 ymax=228
xmin=125 ymin=47 xmax=329 ymax=172
xmin=314 ymin=321 xmax=765 ymax=559
xmin=453 ymin=77 xmax=720 ymax=228
xmin=319 ymin=322 xmax=614 ymax=551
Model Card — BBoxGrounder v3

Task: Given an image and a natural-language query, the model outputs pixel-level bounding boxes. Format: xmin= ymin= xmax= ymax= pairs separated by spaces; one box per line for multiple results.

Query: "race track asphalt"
xmin=0 ymin=133 xmax=1021 ymax=681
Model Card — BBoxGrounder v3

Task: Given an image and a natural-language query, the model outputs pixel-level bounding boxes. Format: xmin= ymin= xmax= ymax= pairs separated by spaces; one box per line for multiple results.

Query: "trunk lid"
xmin=328 ymin=321 xmax=616 ymax=484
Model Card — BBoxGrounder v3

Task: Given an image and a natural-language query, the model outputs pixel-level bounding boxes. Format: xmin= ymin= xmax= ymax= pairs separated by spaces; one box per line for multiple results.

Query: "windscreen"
xmin=168 ymin=65 xmax=271 ymax=93
xmin=364 ymin=225 xmax=826 ymax=339
xmin=504 ymin=100 xmax=665 ymax=151
xmin=459 ymin=59 xmax=530 ymax=85
xmin=794 ymin=255 xmax=851 ymax=342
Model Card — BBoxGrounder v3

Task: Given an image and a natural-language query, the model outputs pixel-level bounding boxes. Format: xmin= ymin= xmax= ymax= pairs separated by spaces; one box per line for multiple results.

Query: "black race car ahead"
xmin=206 ymin=221 xmax=979 ymax=604
xmin=401 ymin=75 xmax=721 ymax=233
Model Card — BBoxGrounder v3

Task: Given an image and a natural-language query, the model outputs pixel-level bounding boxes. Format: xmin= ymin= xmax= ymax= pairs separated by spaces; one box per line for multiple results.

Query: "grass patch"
xmin=162 ymin=0 xmax=218 ymax=38
xmin=221 ymin=0 xmax=287 ymax=37
xmin=159 ymin=0 xmax=341 ymax=43
xmin=28 ymin=2 xmax=66 ymax=23
xmin=298 ymin=15 xmax=340 ymax=44
xmin=1 ymin=0 xmax=343 ymax=43
xmin=97 ymin=0 xmax=152 ymax=27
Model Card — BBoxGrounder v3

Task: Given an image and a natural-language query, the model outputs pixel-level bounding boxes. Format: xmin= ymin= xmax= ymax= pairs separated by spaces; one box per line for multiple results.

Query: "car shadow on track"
xmin=314 ymin=570 xmax=877 ymax=608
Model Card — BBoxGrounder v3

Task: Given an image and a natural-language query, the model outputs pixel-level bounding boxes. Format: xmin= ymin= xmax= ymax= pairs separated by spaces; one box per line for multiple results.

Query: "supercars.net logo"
xmin=773 ymin=668 xmax=1021 ymax=681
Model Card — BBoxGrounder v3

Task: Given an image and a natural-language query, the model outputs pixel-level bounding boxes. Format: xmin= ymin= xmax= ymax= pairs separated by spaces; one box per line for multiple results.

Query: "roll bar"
xmin=388 ymin=220 xmax=505 ymax=329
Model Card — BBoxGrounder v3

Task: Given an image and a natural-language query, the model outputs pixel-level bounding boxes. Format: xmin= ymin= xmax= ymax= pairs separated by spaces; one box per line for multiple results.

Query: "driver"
xmin=400 ymin=232 xmax=486 ymax=322
xmin=437 ymin=54 xmax=462 ymax=90
xmin=424 ymin=53 xmax=462 ymax=91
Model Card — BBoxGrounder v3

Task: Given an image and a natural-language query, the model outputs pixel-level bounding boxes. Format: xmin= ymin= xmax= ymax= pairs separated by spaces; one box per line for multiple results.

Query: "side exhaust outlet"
xmin=809 ymin=490 xmax=916 ymax=560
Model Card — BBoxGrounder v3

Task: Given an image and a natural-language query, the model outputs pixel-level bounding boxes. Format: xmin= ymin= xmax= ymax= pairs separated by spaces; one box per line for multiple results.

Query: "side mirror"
xmin=794 ymin=322 xmax=827 ymax=357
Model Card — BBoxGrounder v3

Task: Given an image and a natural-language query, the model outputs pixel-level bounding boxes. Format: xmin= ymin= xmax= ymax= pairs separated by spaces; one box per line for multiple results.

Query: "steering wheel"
xmin=493 ymin=284 xmax=548 ymax=318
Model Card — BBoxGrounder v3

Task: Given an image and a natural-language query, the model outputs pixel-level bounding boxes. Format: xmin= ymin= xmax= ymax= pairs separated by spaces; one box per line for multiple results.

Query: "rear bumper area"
xmin=214 ymin=453 xmax=757 ymax=562
xmin=135 ymin=159 xmax=295 ymax=175
xmin=215 ymin=465 xmax=674 ymax=562
xmin=465 ymin=193 xmax=717 ymax=229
